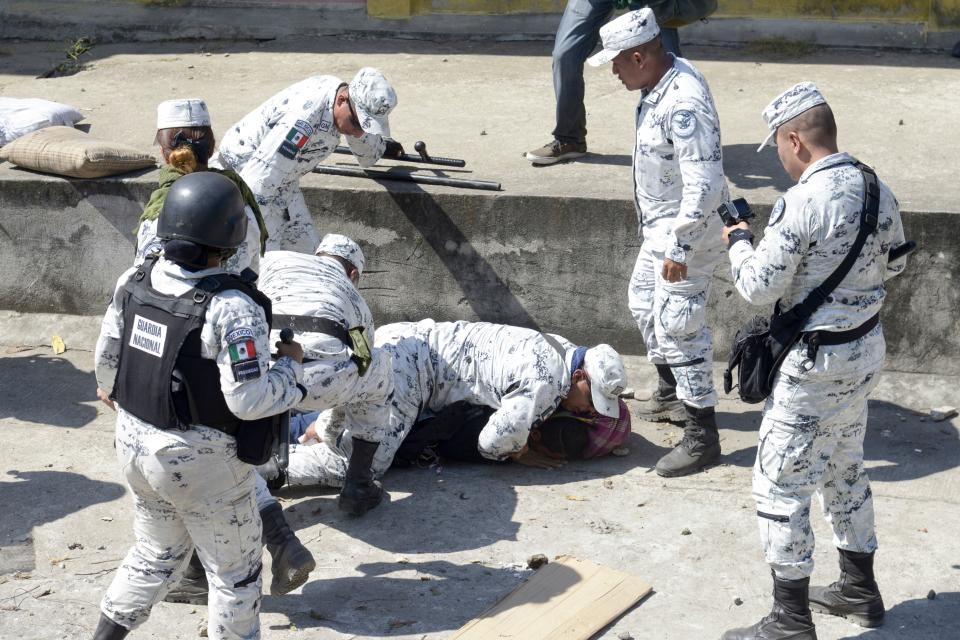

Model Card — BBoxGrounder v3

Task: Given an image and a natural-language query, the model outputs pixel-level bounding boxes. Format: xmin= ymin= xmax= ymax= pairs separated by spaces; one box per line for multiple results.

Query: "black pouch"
xmin=724 ymin=309 xmax=806 ymax=404
xmin=234 ymin=414 xmax=282 ymax=465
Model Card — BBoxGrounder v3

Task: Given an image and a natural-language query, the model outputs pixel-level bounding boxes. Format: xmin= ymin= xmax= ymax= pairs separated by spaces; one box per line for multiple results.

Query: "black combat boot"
xmin=261 ymin=501 xmax=316 ymax=596
xmin=638 ymin=364 xmax=685 ymax=423
xmin=655 ymin=404 xmax=721 ymax=477
xmin=722 ymin=573 xmax=817 ymax=640
xmin=809 ymin=550 xmax=884 ymax=628
xmin=164 ymin=551 xmax=208 ymax=605
xmin=338 ymin=437 xmax=384 ymax=516
xmin=92 ymin=613 xmax=129 ymax=639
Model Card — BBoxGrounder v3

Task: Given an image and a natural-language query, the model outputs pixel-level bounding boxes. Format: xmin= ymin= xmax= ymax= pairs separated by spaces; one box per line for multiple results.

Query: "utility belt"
xmin=272 ymin=314 xmax=373 ymax=376
xmin=798 ymin=313 xmax=879 ymax=369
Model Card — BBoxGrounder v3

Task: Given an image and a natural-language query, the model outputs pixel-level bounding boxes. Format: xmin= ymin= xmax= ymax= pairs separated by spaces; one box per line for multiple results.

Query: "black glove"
xmin=383 ymin=138 xmax=404 ymax=159
xmin=727 ymin=227 xmax=755 ymax=249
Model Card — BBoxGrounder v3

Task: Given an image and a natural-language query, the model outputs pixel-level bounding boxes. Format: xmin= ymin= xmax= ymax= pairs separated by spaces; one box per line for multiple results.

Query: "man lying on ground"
xmin=258 ymin=319 xmax=629 ymax=499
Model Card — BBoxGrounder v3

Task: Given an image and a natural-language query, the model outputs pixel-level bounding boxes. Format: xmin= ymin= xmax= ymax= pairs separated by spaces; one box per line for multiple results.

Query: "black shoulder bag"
xmin=723 ymin=163 xmax=880 ymax=404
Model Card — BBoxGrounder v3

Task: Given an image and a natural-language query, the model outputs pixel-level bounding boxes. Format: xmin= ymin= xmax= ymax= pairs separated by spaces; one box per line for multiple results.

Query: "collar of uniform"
xmin=641 ymin=55 xmax=679 ymax=107
xmin=157 ymin=256 xmax=228 ymax=281
xmin=798 ymin=151 xmax=856 ymax=184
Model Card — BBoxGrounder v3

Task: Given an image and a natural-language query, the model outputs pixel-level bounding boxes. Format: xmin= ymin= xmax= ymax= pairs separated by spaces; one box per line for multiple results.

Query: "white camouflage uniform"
xmin=135 ymin=206 xmax=262 ymax=275
xmin=257 ymin=249 xmax=393 ymax=416
xmin=627 ymin=55 xmax=729 ymax=408
xmin=94 ymin=257 xmax=303 ymax=639
xmin=211 ymin=76 xmax=385 ymax=253
xmin=279 ymin=320 xmax=577 ymax=488
xmin=729 ymin=152 xmax=906 ymax=580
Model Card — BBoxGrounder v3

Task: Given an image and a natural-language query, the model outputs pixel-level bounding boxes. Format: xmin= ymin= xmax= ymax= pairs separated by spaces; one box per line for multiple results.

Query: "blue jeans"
xmin=552 ymin=0 xmax=681 ymax=144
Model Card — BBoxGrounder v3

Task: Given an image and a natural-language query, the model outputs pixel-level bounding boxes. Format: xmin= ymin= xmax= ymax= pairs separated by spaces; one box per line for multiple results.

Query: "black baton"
xmin=889 ymin=240 xmax=916 ymax=262
xmin=334 ymin=139 xmax=466 ymax=168
xmin=313 ymin=165 xmax=501 ymax=191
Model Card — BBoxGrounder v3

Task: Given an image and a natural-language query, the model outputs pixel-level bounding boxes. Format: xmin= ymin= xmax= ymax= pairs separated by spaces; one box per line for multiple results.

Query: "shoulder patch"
xmin=228 ymin=328 xmax=261 ymax=382
xmin=232 ymin=359 xmax=262 ymax=383
xmin=769 ymin=197 xmax=786 ymax=226
xmin=293 ymin=119 xmax=314 ymax=136
xmin=278 ymin=139 xmax=300 ymax=160
xmin=670 ymin=109 xmax=697 ymax=139
xmin=318 ymin=119 xmax=331 ymax=133
xmin=227 ymin=333 xmax=257 ymax=362
xmin=226 ymin=327 xmax=255 ymax=345
xmin=278 ymin=120 xmax=312 ymax=160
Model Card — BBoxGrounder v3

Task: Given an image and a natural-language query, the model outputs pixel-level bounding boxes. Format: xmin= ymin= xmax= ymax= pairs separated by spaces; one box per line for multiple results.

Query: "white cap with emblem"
xmin=587 ymin=8 xmax=660 ymax=67
xmin=583 ymin=344 xmax=628 ymax=419
xmin=757 ymin=81 xmax=827 ymax=152
xmin=348 ymin=67 xmax=397 ymax=138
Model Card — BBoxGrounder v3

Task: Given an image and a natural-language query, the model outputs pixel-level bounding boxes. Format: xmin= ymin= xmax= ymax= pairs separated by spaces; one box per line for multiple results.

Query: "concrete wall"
xmin=0 ymin=169 xmax=956 ymax=375
xmin=369 ymin=0 xmax=960 ymax=29
xmin=4 ymin=0 xmax=958 ymax=49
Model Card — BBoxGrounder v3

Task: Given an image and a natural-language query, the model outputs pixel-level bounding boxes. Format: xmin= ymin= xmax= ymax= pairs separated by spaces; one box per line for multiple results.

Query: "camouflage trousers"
xmin=628 ymin=242 xmax=722 ymax=408
xmin=261 ymin=186 xmax=320 ymax=253
xmin=278 ymin=324 xmax=432 ymax=488
xmin=754 ymin=325 xmax=884 ymax=580
xmin=102 ymin=412 xmax=262 ymax=639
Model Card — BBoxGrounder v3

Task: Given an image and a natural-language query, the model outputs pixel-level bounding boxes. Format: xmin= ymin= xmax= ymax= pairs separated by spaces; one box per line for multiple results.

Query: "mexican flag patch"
xmin=286 ymin=126 xmax=310 ymax=150
xmin=229 ymin=339 xmax=257 ymax=362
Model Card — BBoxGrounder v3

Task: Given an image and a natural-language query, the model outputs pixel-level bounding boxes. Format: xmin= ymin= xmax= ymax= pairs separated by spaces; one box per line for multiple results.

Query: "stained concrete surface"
xmin=0 ymin=344 xmax=957 ymax=639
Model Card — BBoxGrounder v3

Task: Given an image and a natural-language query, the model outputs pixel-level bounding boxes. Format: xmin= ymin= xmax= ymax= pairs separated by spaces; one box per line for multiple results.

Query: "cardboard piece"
xmin=450 ymin=555 xmax=652 ymax=640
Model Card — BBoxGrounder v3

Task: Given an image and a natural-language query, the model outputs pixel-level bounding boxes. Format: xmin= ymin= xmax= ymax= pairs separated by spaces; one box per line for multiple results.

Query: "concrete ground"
xmin=1 ymin=36 xmax=958 ymax=214
xmin=0 ymin=342 xmax=958 ymax=640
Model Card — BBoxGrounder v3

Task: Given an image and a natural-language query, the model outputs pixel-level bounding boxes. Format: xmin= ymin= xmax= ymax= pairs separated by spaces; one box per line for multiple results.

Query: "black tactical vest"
xmin=110 ymin=256 xmax=273 ymax=434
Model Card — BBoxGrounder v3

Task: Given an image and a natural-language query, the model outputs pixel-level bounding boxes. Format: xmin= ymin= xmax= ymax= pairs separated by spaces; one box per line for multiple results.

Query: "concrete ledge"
xmin=0 ymin=167 xmax=956 ymax=375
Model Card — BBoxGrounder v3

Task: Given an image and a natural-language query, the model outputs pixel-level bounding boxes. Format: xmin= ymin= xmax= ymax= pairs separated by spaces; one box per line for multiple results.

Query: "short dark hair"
xmin=536 ymin=416 xmax=590 ymax=459
xmin=779 ymin=103 xmax=837 ymax=148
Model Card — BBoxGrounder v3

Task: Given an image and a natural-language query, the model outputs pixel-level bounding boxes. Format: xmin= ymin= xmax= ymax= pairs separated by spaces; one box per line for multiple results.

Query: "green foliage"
xmin=39 ymin=37 xmax=95 ymax=79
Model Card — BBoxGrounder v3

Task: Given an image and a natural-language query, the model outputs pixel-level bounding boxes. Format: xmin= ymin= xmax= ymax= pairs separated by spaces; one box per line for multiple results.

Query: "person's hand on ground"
xmin=509 ymin=445 xmax=567 ymax=470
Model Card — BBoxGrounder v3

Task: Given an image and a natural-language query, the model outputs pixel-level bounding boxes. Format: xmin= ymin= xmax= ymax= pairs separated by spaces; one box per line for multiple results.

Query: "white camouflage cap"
xmin=587 ymin=8 xmax=660 ymax=67
xmin=156 ymin=98 xmax=211 ymax=129
xmin=316 ymin=233 xmax=366 ymax=275
xmin=757 ymin=81 xmax=827 ymax=152
xmin=348 ymin=67 xmax=397 ymax=138
xmin=583 ymin=344 xmax=628 ymax=419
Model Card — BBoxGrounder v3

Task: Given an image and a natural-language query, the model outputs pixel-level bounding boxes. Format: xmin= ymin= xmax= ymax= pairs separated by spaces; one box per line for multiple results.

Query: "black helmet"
xmin=157 ymin=172 xmax=247 ymax=250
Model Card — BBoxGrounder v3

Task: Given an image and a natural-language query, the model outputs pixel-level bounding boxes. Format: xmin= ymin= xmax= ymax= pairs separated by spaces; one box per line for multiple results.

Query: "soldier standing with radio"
xmin=721 ymin=83 xmax=906 ymax=640
xmin=90 ymin=172 xmax=306 ymax=640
